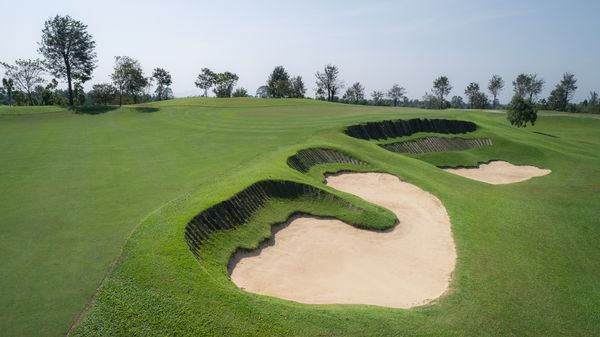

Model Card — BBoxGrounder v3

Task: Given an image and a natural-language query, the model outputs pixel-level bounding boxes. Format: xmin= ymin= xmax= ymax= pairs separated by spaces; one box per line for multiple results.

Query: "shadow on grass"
xmin=71 ymin=105 xmax=119 ymax=115
xmin=131 ymin=106 xmax=159 ymax=113
xmin=532 ymin=131 xmax=559 ymax=138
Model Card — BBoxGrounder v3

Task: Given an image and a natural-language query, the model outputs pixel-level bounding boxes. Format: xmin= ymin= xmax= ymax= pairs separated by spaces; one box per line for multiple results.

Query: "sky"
xmin=1 ymin=0 xmax=599 ymax=103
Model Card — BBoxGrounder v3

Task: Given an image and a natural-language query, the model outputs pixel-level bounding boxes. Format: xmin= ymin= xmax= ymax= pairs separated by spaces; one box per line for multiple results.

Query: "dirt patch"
xmin=444 ymin=160 xmax=551 ymax=184
xmin=229 ymin=172 xmax=456 ymax=308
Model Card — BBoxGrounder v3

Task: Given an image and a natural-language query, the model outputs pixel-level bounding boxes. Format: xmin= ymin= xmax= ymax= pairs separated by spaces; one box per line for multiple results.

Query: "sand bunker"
xmin=229 ymin=172 xmax=456 ymax=308
xmin=444 ymin=160 xmax=551 ymax=184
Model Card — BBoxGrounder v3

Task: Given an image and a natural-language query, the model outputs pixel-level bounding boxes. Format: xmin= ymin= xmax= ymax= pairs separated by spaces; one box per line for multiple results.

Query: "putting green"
xmin=0 ymin=99 xmax=599 ymax=337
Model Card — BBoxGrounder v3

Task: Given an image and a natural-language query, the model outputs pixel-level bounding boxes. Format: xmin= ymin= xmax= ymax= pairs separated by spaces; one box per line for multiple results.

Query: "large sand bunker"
xmin=230 ymin=172 xmax=456 ymax=308
xmin=444 ymin=160 xmax=551 ymax=184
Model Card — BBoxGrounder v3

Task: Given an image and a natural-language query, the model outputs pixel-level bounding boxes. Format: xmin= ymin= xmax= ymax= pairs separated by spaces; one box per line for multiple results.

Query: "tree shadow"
xmin=71 ymin=105 xmax=119 ymax=115
xmin=131 ymin=106 xmax=159 ymax=113
xmin=532 ymin=131 xmax=559 ymax=138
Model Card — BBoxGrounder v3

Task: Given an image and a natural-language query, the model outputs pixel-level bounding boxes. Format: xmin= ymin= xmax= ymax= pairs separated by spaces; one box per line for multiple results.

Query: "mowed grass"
xmin=0 ymin=98 xmax=598 ymax=336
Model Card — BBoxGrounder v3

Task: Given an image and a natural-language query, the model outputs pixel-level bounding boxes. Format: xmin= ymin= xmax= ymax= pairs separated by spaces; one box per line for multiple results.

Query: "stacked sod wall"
xmin=287 ymin=148 xmax=369 ymax=173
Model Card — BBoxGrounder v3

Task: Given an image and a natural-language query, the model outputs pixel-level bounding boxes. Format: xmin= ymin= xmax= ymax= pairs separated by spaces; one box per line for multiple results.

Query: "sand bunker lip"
xmin=345 ymin=118 xmax=477 ymax=140
xmin=443 ymin=160 xmax=551 ymax=184
xmin=381 ymin=137 xmax=492 ymax=154
xmin=229 ymin=172 xmax=456 ymax=309
xmin=287 ymin=147 xmax=369 ymax=173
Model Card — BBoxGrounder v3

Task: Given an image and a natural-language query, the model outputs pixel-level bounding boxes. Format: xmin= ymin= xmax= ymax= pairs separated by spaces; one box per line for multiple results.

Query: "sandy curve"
xmin=229 ymin=172 xmax=456 ymax=308
xmin=444 ymin=160 xmax=551 ymax=184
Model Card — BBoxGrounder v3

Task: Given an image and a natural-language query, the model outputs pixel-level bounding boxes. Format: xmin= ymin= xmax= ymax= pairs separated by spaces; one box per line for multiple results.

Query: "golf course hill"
xmin=1 ymin=98 xmax=598 ymax=337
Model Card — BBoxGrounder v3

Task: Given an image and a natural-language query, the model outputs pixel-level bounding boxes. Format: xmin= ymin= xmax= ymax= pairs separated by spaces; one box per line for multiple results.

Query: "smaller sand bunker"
xmin=230 ymin=173 xmax=456 ymax=308
xmin=444 ymin=160 xmax=551 ymax=184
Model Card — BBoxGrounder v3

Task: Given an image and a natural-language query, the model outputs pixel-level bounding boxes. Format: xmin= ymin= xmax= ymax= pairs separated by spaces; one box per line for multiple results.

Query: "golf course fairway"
xmin=1 ymin=98 xmax=599 ymax=337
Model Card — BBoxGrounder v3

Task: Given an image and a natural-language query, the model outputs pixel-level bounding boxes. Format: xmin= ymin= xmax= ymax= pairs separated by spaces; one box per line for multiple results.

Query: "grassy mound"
xmin=1 ymin=98 xmax=599 ymax=337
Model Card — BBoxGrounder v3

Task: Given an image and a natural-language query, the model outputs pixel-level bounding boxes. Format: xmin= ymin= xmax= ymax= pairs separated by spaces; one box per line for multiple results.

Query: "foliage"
xmin=232 ymin=87 xmax=249 ymax=97
xmin=152 ymin=68 xmax=173 ymax=101
xmin=432 ymin=76 xmax=452 ymax=109
xmin=267 ymin=66 xmax=291 ymax=98
xmin=213 ymin=71 xmax=239 ymax=98
xmin=2 ymin=77 xmax=15 ymax=105
xmin=488 ymin=74 xmax=504 ymax=108
xmin=39 ymin=15 xmax=97 ymax=106
xmin=255 ymin=85 xmax=270 ymax=98
xmin=450 ymin=95 xmax=465 ymax=108
xmin=1 ymin=59 xmax=46 ymax=105
xmin=513 ymin=73 xmax=544 ymax=102
xmin=289 ymin=76 xmax=306 ymax=98
xmin=110 ymin=56 xmax=149 ymax=105
xmin=464 ymin=82 xmax=489 ymax=109
xmin=194 ymin=68 xmax=216 ymax=97
xmin=90 ymin=83 xmax=117 ymax=105
xmin=547 ymin=73 xmax=577 ymax=111
xmin=387 ymin=84 xmax=406 ymax=106
xmin=507 ymin=95 xmax=537 ymax=127
xmin=343 ymin=82 xmax=365 ymax=104
xmin=371 ymin=90 xmax=384 ymax=105
xmin=315 ymin=64 xmax=343 ymax=102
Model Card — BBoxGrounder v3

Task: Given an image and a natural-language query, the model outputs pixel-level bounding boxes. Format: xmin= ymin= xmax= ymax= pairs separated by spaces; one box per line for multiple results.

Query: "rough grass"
xmin=0 ymin=98 xmax=598 ymax=336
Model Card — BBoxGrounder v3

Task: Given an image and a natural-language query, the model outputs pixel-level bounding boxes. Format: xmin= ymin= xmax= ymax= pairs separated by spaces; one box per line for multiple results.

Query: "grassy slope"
xmin=0 ymin=99 xmax=598 ymax=336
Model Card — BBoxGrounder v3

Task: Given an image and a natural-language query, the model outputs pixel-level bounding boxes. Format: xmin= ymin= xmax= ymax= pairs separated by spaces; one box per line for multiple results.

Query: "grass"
xmin=0 ymin=98 xmax=598 ymax=336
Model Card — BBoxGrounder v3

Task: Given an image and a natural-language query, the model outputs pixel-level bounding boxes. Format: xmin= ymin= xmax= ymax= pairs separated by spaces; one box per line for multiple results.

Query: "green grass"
xmin=0 ymin=98 xmax=599 ymax=336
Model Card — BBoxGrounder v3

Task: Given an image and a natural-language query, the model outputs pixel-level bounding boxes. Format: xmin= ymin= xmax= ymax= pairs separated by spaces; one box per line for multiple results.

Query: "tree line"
xmin=1 ymin=14 xmax=598 ymax=119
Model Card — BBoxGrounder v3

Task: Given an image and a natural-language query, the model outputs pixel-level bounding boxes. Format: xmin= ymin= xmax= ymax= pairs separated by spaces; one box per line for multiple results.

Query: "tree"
xmin=213 ymin=71 xmax=239 ymax=98
xmin=110 ymin=56 xmax=149 ymax=105
xmin=289 ymin=76 xmax=306 ymax=98
xmin=90 ymin=83 xmax=117 ymax=105
xmin=450 ymin=95 xmax=465 ymax=109
xmin=256 ymin=85 xmax=270 ymax=98
xmin=74 ymin=82 xmax=86 ymax=105
xmin=194 ymin=68 xmax=216 ymax=97
xmin=488 ymin=75 xmax=504 ymax=108
xmin=152 ymin=68 xmax=173 ymax=101
xmin=38 ymin=15 xmax=97 ymax=106
xmin=432 ymin=76 xmax=452 ymax=109
xmin=344 ymin=82 xmax=365 ymax=104
xmin=2 ymin=78 xmax=14 ymax=105
xmin=464 ymin=82 xmax=488 ymax=109
xmin=548 ymin=73 xmax=577 ymax=111
xmin=387 ymin=84 xmax=406 ymax=106
xmin=232 ymin=87 xmax=248 ymax=97
xmin=267 ymin=66 xmax=291 ymax=98
xmin=507 ymin=95 xmax=537 ymax=127
xmin=1 ymin=59 xmax=45 ymax=105
xmin=315 ymin=64 xmax=343 ymax=102
xmin=513 ymin=73 xmax=544 ymax=102
xmin=371 ymin=90 xmax=384 ymax=105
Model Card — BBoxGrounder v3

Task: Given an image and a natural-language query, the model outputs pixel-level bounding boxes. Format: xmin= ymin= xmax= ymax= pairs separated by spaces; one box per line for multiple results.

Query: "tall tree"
xmin=315 ymin=64 xmax=343 ymax=102
xmin=464 ymin=82 xmax=488 ymax=109
xmin=194 ymin=68 xmax=216 ymax=96
xmin=267 ymin=66 xmax=291 ymax=98
xmin=1 ymin=59 xmax=45 ymax=105
xmin=488 ymin=74 xmax=504 ymax=108
xmin=289 ymin=76 xmax=306 ymax=98
xmin=559 ymin=73 xmax=577 ymax=109
xmin=432 ymin=76 xmax=452 ymax=109
xmin=344 ymin=82 xmax=365 ymax=104
xmin=110 ymin=56 xmax=149 ymax=105
xmin=152 ymin=68 xmax=173 ymax=101
xmin=38 ymin=15 xmax=97 ymax=106
xmin=513 ymin=73 xmax=544 ymax=102
xmin=387 ymin=84 xmax=406 ymax=106
xmin=213 ymin=71 xmax=239 ymax=98
xmin=2 ymin=78 xmax=14 ymax=105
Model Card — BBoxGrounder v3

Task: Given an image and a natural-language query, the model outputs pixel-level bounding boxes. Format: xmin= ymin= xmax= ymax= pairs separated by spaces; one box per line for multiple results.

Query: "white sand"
xmin=444 ymin=160 xmax=551 ymax=184
xmin=229 ymin=172 xmax=456 ymax=308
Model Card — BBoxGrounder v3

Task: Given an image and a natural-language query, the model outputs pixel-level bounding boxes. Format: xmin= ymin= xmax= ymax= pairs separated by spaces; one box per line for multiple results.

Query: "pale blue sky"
xmin=1 ymin=0 xmax=599 ymax=102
